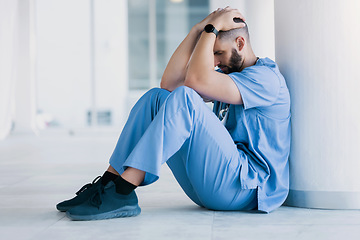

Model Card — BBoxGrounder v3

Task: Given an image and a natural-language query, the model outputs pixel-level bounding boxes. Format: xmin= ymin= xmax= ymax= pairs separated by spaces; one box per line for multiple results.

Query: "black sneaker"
xmin=56 ymin=176 xmax=103 ymax=212
xmin=66 ymin=181 xmax=141 ymax=221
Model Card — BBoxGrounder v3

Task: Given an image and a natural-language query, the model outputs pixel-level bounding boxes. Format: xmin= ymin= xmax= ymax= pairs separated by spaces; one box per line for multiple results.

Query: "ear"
xmin=235 ymin=36 xmax=245 ymax=51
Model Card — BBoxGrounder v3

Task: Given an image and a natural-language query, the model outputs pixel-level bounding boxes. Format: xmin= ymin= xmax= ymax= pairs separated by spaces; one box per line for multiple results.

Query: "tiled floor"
xmin=1 ymin=133 xmax=360 ymax=240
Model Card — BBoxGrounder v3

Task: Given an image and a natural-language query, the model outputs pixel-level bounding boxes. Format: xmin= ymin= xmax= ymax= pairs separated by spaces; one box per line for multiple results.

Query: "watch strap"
xmin=204 ymin=24 xmax=219 ymax=36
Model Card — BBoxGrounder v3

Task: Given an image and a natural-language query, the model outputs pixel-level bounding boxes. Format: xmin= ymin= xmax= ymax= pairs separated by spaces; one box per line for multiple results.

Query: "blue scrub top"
xmin=213 ymin=57 xmax=291 ymax=213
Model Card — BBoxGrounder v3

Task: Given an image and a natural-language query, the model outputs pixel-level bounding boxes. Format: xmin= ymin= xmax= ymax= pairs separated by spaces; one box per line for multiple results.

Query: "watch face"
xmin=204 ymin=24 xmax=215 ymax=33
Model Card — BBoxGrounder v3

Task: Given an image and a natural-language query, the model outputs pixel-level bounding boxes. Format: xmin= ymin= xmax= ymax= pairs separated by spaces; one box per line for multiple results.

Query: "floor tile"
xmin=2 ymin=134 xmax=360 ymax=240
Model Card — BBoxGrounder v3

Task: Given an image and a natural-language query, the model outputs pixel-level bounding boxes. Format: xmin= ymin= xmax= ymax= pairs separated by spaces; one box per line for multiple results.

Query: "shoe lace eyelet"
xmin=75 ymin=176 xmax=102 ymax=196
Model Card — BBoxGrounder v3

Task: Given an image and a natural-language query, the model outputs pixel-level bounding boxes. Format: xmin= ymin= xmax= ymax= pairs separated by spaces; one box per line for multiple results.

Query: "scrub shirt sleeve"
xmin=229 ymin=67 xmax=281 ymax=109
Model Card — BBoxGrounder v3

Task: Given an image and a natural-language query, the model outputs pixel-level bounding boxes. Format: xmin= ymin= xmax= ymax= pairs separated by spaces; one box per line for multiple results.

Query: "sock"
xmin=101 ymin=171 xmax=119 ymax=186
xmin=114 ymin=176 xmax=137 ymax=195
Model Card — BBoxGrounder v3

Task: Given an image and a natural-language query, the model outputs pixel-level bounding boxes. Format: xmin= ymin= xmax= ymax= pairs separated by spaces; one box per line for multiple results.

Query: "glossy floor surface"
xmin=1 ymin=134 xmax=360 ymax=240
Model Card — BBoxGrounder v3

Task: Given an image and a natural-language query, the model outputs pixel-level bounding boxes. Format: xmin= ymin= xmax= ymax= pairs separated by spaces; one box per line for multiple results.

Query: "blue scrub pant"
xmin=109 ymin=86 xmax=257 ymax=211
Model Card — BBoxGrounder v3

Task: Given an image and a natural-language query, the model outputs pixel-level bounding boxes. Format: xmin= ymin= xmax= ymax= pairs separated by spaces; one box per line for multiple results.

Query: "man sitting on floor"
xmin=57 ymin=7 xmax=291 ymax=220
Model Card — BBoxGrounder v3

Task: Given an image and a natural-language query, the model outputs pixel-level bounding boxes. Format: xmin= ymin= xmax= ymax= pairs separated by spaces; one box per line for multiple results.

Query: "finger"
xmin=222 ymin=6 xmax=232 ymax=12
xmin=238 ymin=22 xmax=246 ymax=28
xmin=232 ymin=9 xmax=246 ymax=21
xmin=233 ymin=17 xmax=245 ymax=23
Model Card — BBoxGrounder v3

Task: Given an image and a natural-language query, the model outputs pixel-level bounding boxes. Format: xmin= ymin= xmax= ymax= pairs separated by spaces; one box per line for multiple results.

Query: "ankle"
xmin=106 ymin=165 xmax=120 ymax=176
xmin=114 ymin=175 xmax=137 ymax=195
xmin=121 ymin=167 xmax=145 ymax=186
xmin=101 ymin=171 xmax=118 ymax=186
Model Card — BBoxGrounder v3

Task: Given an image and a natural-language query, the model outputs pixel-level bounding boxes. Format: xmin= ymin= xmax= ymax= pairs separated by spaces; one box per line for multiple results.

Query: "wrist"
xmin=192 ymin=23 xmax=204 ymax=34
xmin=204 ymin=24 xmax=219 ymax=36
xmin=210 ymin=22 xmax=222 ymax=31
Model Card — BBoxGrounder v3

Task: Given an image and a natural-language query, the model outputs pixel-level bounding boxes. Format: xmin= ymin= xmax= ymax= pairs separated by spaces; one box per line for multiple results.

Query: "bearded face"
xmin=217 ymin=48 xmax=243 ymax=74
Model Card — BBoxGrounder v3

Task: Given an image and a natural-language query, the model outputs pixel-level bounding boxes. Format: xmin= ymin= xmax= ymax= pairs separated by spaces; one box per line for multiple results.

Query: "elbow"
xmin=184 ymin=71 xmax=205 ymax=90
xmin=184 ymin=72 xmax=197 ymax=89
xmin=160 ymin=78 xmax=166 ymax=89
xmin=160 ymin=76 xmax=171 ymax=91
xmin=160 ymin=76 xmax=180 ymax=92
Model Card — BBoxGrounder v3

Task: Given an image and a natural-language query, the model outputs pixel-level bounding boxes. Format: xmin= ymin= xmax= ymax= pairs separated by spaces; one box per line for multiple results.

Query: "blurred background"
xmin=0 ymin=0 xmax=275 ymax=137
xmin=1 ymin=0 xmax=360 ymax=211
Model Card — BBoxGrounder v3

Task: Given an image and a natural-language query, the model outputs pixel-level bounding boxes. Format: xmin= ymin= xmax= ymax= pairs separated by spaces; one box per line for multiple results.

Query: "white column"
xmin=89 ymin=0 xmax=97 ymax=126
xmin=0 ymin=0 xmax=18 ymax=139
xmin=13 ymin=0 xmax=38 ymax=135
xmin=275 ymin=0 xmax=360 ymax=209
xmin=149 ymin=0 xmax=157 ymax=88
xmin=116 ymin=0 xmax=129 ymax=128
xmin=243 ymin=0 xmax=275 ymax=60
xmin=94 ymin=0 xmax=129 ymax=129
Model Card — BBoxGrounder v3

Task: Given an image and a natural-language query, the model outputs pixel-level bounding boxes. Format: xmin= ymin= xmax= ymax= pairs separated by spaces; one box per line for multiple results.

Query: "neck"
xmin=240 ymin=49 xmax=258 ymax=71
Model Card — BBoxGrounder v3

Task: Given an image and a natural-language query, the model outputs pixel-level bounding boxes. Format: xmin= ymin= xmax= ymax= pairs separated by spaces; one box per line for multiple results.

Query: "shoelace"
xmin=75 ymin=176 xmax=101 ymax=196
xmin=90 ymin=184 xmax=105 ymax=209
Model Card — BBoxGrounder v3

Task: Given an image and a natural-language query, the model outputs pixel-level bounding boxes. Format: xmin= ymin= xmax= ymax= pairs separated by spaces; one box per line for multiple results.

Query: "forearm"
xmin=160 ymin=25 xmax=202 ymax=92
xmin=185 ymin=32 xmax=216 ymax=86
xmin=185 ymin=8 xmax=245 ymax=93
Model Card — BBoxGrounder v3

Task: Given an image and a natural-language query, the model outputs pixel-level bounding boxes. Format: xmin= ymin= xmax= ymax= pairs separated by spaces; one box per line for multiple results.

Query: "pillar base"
xmin=285 ymin=189 xmax=360 ymax=210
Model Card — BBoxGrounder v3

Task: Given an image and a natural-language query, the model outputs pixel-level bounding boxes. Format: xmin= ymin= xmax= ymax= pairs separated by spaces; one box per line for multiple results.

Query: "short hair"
xmin=217 ymin=21 xmax=250 ymax=43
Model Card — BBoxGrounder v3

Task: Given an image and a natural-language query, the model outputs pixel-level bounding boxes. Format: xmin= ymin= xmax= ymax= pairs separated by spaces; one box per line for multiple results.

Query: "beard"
xmin=219 ymin=48 xmax=243 ymax=74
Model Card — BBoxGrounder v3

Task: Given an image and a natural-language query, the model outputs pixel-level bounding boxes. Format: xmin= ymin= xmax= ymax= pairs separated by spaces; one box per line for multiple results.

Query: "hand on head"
xmin=198 ymin=6 xmax=246 ymax=32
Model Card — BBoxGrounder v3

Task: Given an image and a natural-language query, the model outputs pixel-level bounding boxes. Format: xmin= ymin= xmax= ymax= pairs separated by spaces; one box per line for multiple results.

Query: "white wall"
xmin=93 ymin=0 xmax=128 ymax=128
xmin=36 ymin=0 xmax=91 ymax=129
xmin=0 ymin=0 xmax=18 ymax=139
xmin=275 ymin=0 xmax=360 ymax=209
xmin=35 ymin=0 xmax=128 ymax=130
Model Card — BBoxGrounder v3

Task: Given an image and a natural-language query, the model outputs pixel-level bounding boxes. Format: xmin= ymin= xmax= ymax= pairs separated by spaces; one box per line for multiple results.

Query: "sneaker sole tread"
xmin=66 ymin=205 xmax=141 ymax=221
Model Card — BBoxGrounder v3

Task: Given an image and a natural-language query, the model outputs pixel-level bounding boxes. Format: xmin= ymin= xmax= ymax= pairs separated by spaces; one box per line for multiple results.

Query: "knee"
xmin=170 ymin=86 xmax=201 ymax=102
xmin=145 ymin=87 xmax=170 ymax=97
xmin=140 ymin=88 xmax=170 ymax=103
xmin=172 ymin=86 xmax=194 ymax=94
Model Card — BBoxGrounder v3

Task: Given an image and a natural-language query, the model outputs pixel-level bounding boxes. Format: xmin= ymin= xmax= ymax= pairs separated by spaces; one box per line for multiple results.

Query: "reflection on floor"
xmin=1 ymin=134 xmax=360 ymax=240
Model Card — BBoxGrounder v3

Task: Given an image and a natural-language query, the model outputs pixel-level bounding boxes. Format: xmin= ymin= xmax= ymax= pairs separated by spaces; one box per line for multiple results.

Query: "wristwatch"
xmin=204 ymin=24 xmax=219 ymax=36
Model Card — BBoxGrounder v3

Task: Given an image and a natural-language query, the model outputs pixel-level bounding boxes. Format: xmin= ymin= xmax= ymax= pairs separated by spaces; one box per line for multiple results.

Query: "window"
xmin=35 ymin=0 xmax=209 ymax=132
xmin=128 ymin=0 xmax=209 ymax=90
